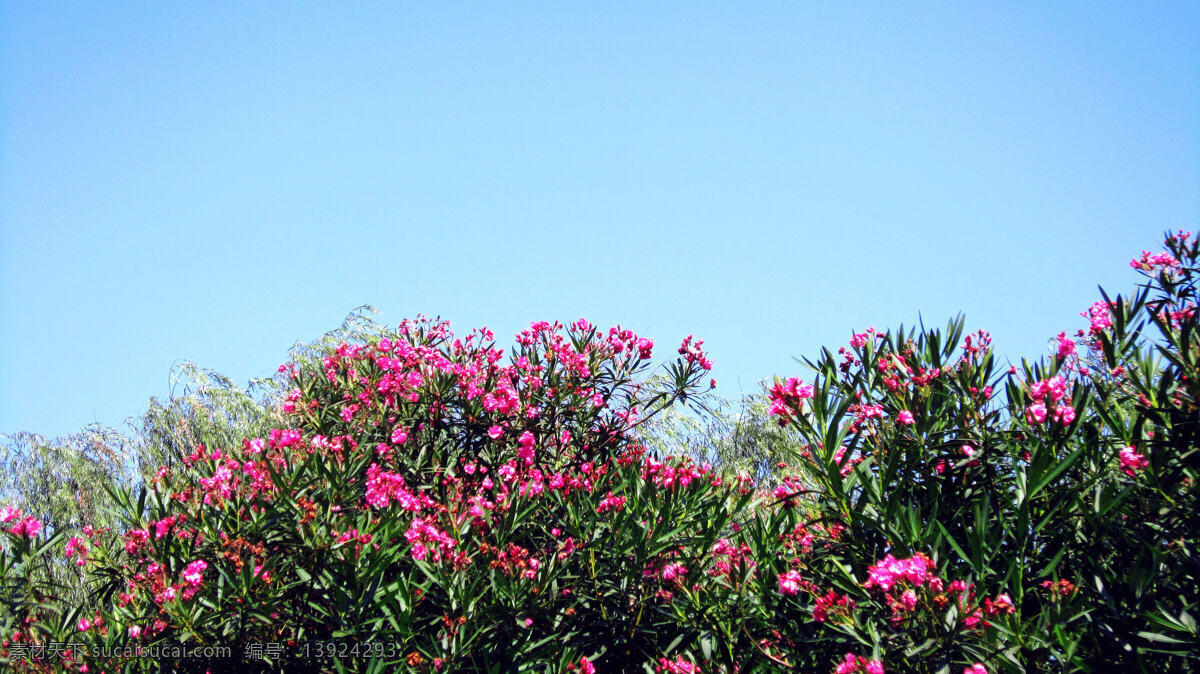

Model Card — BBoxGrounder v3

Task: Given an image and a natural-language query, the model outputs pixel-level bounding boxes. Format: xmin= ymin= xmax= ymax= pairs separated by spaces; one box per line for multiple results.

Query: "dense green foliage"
xmin=1 ymin=234 xmax=1198 ymax=673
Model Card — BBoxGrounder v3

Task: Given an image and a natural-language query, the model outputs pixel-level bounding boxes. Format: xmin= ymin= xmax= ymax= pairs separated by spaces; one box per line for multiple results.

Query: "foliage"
xmin=0 ymin=426 xmax=131 ymax=613
xmin=637 ymin=384 xmax=795 ymax=481
xmin=1 ymin=235 xmax=1199 ymax=673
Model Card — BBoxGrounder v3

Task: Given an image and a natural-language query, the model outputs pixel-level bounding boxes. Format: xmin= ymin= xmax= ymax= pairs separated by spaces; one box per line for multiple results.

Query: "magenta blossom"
xmin=835 ymin=653 xmax=885 ymax=674
xmin=661 ymin=563 xmax=688 ymax=582
xmin=777 ymin=569 xmax=803 ymax=596
xmin=8 ymin=515 xmax=41 ymax=539
xmin=1119 ymin=445 xmax=1149 ymax=476
xmin=517 ymin=431 xmax=536 ymax=465
xmin=1055 ymin=332 xmax=1076 ymax=359
xmin=655 ymin=656 xmax=700 ymax=673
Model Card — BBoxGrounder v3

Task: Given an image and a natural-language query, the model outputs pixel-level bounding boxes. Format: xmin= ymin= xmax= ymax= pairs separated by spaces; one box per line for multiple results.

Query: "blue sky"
xmin=2 ymin=2 xmax=1197 ymax=438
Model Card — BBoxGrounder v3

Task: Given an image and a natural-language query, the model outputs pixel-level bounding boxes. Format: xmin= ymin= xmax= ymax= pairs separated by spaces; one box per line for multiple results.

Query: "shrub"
xmin=2 ymin=233 xmax=1198 ymax=673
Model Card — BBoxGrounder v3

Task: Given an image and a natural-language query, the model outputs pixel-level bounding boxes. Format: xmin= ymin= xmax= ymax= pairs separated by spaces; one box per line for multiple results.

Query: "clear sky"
xmin=2 ymin=2 xmax=1197 ymax=438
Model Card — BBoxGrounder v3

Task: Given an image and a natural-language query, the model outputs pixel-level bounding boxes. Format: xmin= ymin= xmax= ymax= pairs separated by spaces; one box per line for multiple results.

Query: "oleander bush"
xmin=2 ymin=232 xmax=1198 ymax=673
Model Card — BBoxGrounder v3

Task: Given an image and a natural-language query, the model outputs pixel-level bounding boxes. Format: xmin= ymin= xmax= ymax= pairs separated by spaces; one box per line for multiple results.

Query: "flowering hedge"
xmin=2 ymin=232 xmax=1199 ymax=673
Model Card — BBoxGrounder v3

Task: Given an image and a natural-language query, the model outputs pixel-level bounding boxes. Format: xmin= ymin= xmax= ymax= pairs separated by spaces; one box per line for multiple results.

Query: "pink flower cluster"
xmin=1118 ymin=445 xmax=1149 ymax=477
xmin=678 ymin=334 xmax=713 ymax=370
xmin=982 ymin=593 xmax=1015 ymax=617
xmin=772 ymin=475 xmax=808 ymax=505
xmin=813 ymin=589 xmax=855 ymax=622
xmin=863 ymin=553 xmax=937 ymax=592
xmin=1040 ymin=578 xmax=1077 ymax=597
xmin=1024 ymin=376 xmax=1074 ymax=425
xmin=768 ymin=377 xmax=815 ymax=425
xmin=1055 ymin=332 xmax=1076 ymax=359
xmin=961 ymin=330 xmax=992 ymax=360
xmin=405 ymin=517 xmax=457 ymax=563
xmin=1082 ymin=301 xmax=1114 ymax=334
xmin=655 ymin=656 xmax=701 ymax=673
xmin=641 ymin=456 xmax=713 ymax=489
xmin=596 ymin=492 xmax=627 ymax=514
xmin=849 ymin=330 xmax=874 ymax=349
xmin=777 ymin=569 xmax=803 ymax=595
xmin=1130 ymin=250 xmax=1180 ymax=273
xmin=182 ymin=560 xmax=207 ymax=590
xmin=660 ymin=562 xmax=688 ymax=583
xmin=834 ymin=652 xmax=884 ymax=674
xmin=365 ymin=463 xmax=434 ymax=511
xmin=517 ymin=431 xmax=537 ymax=465
xmin=847 ymin=402 xmax=885 ymax=434
xmin=566 ymin=657 xmax=596 ymax=674
xmin=1 ymin=506 xmax=41 ymax=538
xmin=124 ymin=528 xmax=150 ymax=554
xmin=600 ymin=324 xmax=654 ymax=360
xmin=148 ymin=559 xmax=208 ymax=605
xmin=708 ymin=538 xmax=753 ymax=579
xmin=198 ymin=460 xmax=237 ymax=504
xmin=65 ymin=536 xmax=89 ymax=566
xmin=861 ymin=553 xmax=987 ymax=627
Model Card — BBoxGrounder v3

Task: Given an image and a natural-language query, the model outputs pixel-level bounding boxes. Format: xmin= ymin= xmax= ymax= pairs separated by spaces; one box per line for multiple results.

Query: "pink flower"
xmin=183 ymin=560 xmax=208 ymax=585
xmin=0 ymin=505 xmax=20 ymax=523
xmin=128 ymin=625 xmax=143 ymax=639
xmin=155 ymin=586 xmax=178 ymax=604
xmin=637 ymin=338 xmax=654 ymax=359
xmin=835 ymin=654 xmax=858 ymax=674
xmin=962 ymin=609 xmax=983 ymax=628
xmin=778 ymin=569 xmax=802 ymax=596
xmin=896 ymin=410 xmax=914 ymax=425
xmin=1119 ymin=445 xmax=1149 ymax=476
xmin=124 ymin=529 xmax=149 ymax=554
xmin=65 ymin=536 xmax=88 ymax=566
xmin=767 ymin=377 xmax=816 ymax=425
xmin=1056 ymin=332 xmax=1076 ymax=358
xmin=1054 ymin=404 xmax=1076 ymax=425
xmin=390 ymin=426 xmax=409 ymax=444
xmin=578 ymin=657 xmax=596 ymax=674
xmin=404 ymin=517 xmax=457 ymax=562
xmin=655 ymin=656 xmax=700 ymax=673
xmin=661 ymin=563 xmax=687 ymax=582
xmin=1131 ymin=250 xmax=1180 ymax=272
xmin=517 ymin=431 xmax=536 ymax=465
xmin=961 ymin=444 xmax=975 ymax=457
xmin=964 ymin=665 xmax=988 ymax=674
xmin=1025 ymin=402 xmax=1047 ymax=424
xmin=678 ymin=334 xmax=714 ymax=370
xmin=253 ymin=564 xmax=272 ymax=583
xmin=863 ymin=553 xmax=937 ymax=592
xmin=488 ymin=425 xmax=503 ymax=439
xmin=365 ymin=463 xmax=434 ymax=511
xmin=983 ymin=593 xmax=1015 ymax=616
xmin=8 ymin=516 xmax=41 ymax=539
xmin=1083 ymin=301 xmax=1113 ymax=334
xmin=596 ymin=492 xmax=626 ymax=514
xmin=77 ymin=618 xmax=91 ymax=632
xmin=835 ymin=653 xmax=884 ymax=674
